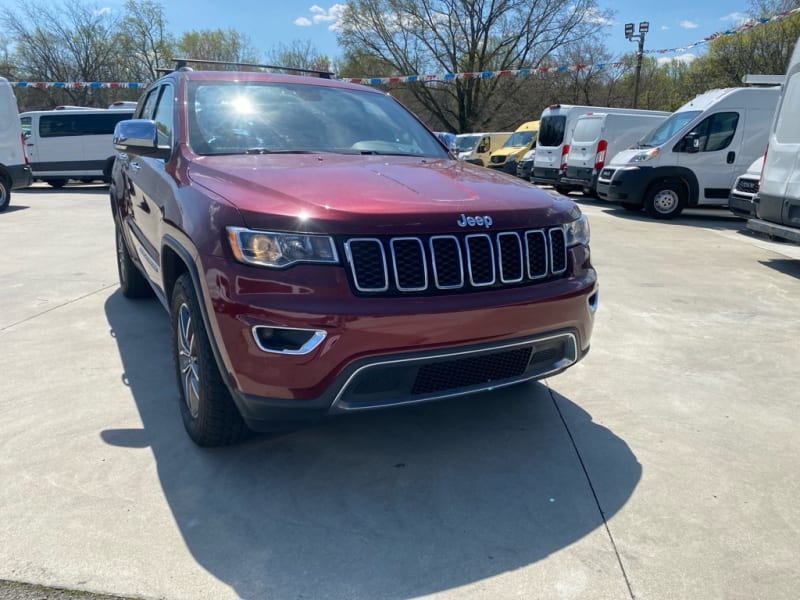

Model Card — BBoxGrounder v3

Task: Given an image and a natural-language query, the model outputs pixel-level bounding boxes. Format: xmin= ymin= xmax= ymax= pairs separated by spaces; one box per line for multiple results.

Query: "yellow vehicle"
xmin=487 ymin=120 xmax=539 ymax=175
xmin=454 ymin=131 xmax=512 ymax=167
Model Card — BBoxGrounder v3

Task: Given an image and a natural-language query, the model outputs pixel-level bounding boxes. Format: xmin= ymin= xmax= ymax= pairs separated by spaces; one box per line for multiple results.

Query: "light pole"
xmin=625 ymin=21 xmax=649 ymax=109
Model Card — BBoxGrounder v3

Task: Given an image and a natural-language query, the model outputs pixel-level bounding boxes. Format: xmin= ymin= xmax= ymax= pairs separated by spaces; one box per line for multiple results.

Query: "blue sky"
xmin=92 ymin=1 xmax=767 ymax=72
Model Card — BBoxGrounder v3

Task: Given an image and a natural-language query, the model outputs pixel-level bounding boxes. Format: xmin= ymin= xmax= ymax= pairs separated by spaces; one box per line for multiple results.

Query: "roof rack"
xmin=160 ymin=58 xmax=334 ymax=79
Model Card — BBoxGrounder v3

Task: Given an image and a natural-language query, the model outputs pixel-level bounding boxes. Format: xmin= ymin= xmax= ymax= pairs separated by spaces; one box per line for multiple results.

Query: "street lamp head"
xmin=639 ymin=21 xmax=650 ymax=34
xmin=625 ymin=22 xmax=634 ymax=39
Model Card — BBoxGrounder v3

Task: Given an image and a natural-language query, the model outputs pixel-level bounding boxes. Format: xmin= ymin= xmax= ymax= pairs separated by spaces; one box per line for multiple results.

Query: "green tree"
xmin=337 ymin=0 xmax=614 ymax=133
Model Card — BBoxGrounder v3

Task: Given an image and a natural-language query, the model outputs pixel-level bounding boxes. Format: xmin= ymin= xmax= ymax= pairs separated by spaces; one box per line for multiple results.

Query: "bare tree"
xmin=115 ymin=0 xmax=175 ymax=83
xmin=266 ymin=39 xmax=332 ymax=72
xmin=1 ymin=0 xmax=121 ymax=107
xmin=337 ymin=0 xmax=613 ymax=132
xmin=175 ymin=29 xmax=260 ymax=66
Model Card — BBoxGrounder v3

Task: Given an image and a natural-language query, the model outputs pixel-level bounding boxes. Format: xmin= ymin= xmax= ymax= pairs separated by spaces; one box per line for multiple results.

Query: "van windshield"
xmin=502 ymin=130 xmax=535 ymax=148
xmin=455 ymin=134 xmax=481 ymax=152
xmin=636 ymin=110 xmax=700 ymax=148
xmin=537 ymin=115 xmax=567 ymax=147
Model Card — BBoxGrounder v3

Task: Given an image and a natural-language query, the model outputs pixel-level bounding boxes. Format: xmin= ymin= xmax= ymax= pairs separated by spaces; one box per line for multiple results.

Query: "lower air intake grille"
xmin=411 ymin=347 xmax=533 ymax=395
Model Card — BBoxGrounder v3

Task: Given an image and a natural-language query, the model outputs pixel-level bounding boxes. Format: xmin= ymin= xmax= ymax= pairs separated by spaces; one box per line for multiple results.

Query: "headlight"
xmin=564 ymin=214 xmax=590 ymax=247
xmin=629 ymin=148 xmax=659 ymax=163
xmin=226 ymin=227 xmax=339 ymax=268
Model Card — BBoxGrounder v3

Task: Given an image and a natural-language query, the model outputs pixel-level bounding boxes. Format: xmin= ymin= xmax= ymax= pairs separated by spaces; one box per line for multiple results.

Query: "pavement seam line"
xmin=547 ymin=383 xmax=636 ymax=600
xmin=0 ymin=283 xmax=118 ymax=332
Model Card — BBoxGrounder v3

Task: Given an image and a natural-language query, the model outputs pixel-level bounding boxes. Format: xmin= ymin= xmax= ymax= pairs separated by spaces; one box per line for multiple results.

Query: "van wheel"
xmin=47 ymin=178 xmax=68 ymax=189
xmin=170 ymin=273 xmax=250 ymax=447
xmin=0 ymin=177 xmax=10 ymax=212
xmin=644 ymin=182 xmax=686 ymax=219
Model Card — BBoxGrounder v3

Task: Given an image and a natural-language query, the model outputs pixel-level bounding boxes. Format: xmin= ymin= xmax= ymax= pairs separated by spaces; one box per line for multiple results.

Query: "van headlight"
xmin=564 ymin=214 xmax=590 ymax=247
xmin=629 ymin=148 xmax=659 ymax=163
xmin=227 ymin=227 xmax=339 ymax=268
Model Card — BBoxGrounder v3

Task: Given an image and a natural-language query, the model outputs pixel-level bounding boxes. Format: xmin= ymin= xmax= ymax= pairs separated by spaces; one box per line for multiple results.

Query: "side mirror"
xmin=113 ymin=119 xmax=170 ymax=159
xmin=684 ymin=131 xmax=700 ymax=153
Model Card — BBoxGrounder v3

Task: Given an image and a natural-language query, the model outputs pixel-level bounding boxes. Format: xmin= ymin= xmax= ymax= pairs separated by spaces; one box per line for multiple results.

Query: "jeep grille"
xmin=343 ymin=228 xmax=568 ymax=295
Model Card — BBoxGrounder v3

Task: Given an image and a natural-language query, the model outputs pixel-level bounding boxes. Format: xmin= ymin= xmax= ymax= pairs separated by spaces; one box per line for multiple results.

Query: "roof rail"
xmin=166 ymin=58 xmax=334 ymax=79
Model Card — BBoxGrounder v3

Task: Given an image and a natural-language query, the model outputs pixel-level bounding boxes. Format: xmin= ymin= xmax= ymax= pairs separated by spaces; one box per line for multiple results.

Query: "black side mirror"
xmin=684 ymin=131 xmax=700 ymax=153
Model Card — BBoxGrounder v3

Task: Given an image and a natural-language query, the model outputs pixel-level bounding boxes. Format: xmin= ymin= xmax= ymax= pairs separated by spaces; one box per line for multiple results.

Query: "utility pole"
xmin=625 ymin=21 xmax=649 ymax=109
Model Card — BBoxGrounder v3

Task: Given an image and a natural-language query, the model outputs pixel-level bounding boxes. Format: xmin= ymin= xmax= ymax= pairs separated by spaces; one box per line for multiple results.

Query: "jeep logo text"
xmin=456 ymin=213 xmax=493 ymax=228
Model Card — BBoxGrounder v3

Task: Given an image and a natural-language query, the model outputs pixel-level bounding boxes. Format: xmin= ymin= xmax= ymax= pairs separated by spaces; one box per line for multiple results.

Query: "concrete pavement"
xmin=1 ymin=184 xmax=798 ymax=599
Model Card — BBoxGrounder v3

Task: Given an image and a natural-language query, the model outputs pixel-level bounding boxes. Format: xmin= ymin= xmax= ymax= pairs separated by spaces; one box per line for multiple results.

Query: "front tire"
xmin=0 ymin=177 xmax=10 ymax=212
xmin=170 ymin=273 xmax=249 ymax=447
xmin=644 ymin=182 xmax=686 ymax=219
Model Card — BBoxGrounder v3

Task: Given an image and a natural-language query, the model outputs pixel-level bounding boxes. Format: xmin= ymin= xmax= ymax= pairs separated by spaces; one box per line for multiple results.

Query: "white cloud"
xmin=661 ymin=25 xmax=669 ymax=30
xmin=93 ymin=7 xmax=112 ymax=16
xmin=721 ymin=12 xmax=748 ymax=23
xmin=584 ymin=7 xmax=614 ymax=26
xmin=657 ymin=53 xmax=697 ymax=65
xmin=680 ymin=20 xmax=699 ymax=29
xmin=296 ymin=3 xmax=347 ymax=31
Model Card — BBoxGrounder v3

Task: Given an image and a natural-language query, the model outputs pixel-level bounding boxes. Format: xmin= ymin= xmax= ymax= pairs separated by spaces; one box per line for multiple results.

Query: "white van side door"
xmin=676 ymin=111 xmax=743 ymax=205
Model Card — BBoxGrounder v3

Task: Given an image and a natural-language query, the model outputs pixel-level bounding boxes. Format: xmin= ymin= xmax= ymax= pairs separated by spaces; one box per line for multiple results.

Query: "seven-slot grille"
xmin=344 ymin=228 xmax=568 ymax=295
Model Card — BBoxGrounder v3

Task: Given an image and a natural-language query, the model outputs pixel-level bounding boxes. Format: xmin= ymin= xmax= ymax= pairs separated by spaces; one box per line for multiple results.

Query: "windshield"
xmin=502 ymin=130 xmax=535 ymax=148
xmin=636 ymin=110 xmax=700 ymax=147
xmin=455 ymin=134 xmax=481 ymax=152
xmin=537 ymin=115 xmax=567 ymax=147
xmin=187 ymin=81 xmax=449 ymax=158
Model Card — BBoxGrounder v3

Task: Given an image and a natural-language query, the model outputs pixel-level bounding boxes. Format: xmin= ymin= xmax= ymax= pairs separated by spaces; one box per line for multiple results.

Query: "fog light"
xmin=252 ymin=326 xmax=326 ymax=355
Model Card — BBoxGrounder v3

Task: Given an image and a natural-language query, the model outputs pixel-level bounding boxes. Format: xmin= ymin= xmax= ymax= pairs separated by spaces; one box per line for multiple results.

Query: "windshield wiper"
xmin=244 ymin=148 xmax=320 ymax=155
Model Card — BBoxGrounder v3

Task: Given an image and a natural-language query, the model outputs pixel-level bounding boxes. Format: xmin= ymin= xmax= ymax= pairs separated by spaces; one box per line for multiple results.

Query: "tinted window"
xmin=39 ymin=112 xmax=134 ymax=138
xmin=455 ymin=134 xmax=480 ymax=152
xmin=187 ymin=81 xmax=448 ymax=157
xmin=537 ymin=115 xmax=566 ymax=147
xmin=678 ymin=112 xmax=739 ymax=152
xmin=153 ymin=85 xmax=173 ymax=147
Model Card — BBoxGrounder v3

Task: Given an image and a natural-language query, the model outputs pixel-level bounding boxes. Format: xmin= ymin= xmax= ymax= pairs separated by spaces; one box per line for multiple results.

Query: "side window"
xmin=138 ymin=87 xmax=160 ymax=120
xmin=153 ymin=84 xmax=174 ymax=147
xmin=20 ymin=116 xmax=31 ymax=138
xmin=684 ymin=112 xmax=739 ymax=152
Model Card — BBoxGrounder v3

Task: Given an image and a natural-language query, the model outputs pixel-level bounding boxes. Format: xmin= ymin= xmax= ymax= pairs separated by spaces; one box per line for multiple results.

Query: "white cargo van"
xmin=532 ymin=104 xmax=666 ymax=192
xmin=20 ymin=107 xmax=134 ymax=188
xmin=595 ymin=86 xmax=780 ymax=219
xmin=747 ymin=40 xmax=800 ymax=243
xmin=454 ymin=132 xmax=512 ymax=166
xmin=560 ymin=110 xmax=670 ymax=196
xmin=0 ymin=77 xmax=32 ymax=211
xmin=728 ymin=155 xmax=764 ymax=218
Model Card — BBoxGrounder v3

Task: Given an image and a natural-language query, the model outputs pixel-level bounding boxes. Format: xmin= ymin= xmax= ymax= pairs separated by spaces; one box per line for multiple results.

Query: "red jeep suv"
xmin=110 ymin=62 xmax=598 ymax=446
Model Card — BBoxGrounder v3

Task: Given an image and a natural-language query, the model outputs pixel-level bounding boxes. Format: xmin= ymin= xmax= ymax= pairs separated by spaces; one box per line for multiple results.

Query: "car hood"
xmin=188 ymin=154 xmax=579 ymax=235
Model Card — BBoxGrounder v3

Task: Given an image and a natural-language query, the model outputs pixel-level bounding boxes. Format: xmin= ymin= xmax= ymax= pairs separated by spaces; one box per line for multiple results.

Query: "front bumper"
xmin=596 ymin=165 xmax=652 ymax=204
xmin=531 ymin=166 xmax=560 ymax=186
xmin=200 ymin=252 xmax=598 ymax=429
xmin=488 ymin=159 xmax=518 ymax=175
xmin=728 ymin=193 xmax=756 ymax=218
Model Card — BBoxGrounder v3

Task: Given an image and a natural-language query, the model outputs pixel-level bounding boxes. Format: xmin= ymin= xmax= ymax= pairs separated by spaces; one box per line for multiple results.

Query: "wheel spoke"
xmin=177 ymin=303 xmax=201 ymax=417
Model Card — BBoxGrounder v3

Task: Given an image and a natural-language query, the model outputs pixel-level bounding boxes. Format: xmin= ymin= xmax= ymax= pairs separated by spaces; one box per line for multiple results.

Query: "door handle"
xmin=726 ymin=151 xmax=735 ymax=164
